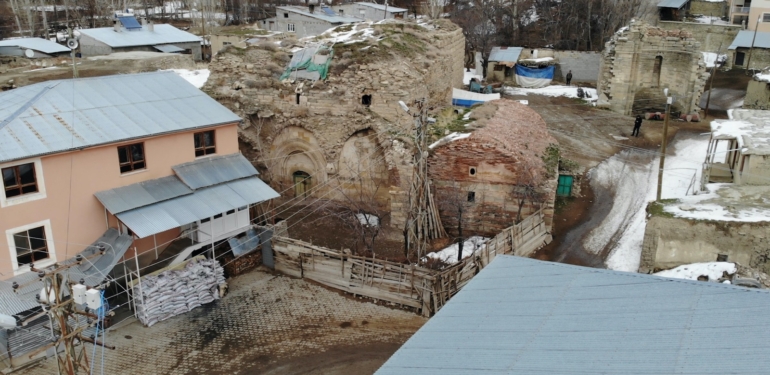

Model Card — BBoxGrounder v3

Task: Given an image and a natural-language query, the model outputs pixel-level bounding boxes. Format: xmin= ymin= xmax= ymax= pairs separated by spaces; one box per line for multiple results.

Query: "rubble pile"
xmin=134 ymin=258 xmax=226 ymax=327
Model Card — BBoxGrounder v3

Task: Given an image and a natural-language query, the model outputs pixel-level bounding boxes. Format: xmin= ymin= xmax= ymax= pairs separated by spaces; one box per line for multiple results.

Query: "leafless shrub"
xmin=266 ymin=62 xmax=284 ymax=76
xmin=272 ymin=51 xmax=290 ymax=63
xmin=256 ymin=40 xmax=278 ymax=52
xmin=342 ymin=51 xmax=353 ymax=58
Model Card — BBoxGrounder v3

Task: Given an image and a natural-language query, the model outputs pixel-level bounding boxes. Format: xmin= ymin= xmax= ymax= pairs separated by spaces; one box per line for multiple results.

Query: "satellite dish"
xmin=24 ymin=49 xmax=34 ymax=58
xmin=67 ymin=39 xmax=79 ymax=49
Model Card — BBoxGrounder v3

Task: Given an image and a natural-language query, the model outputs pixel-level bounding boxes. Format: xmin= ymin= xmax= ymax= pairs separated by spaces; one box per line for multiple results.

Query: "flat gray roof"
xmin=377 ymin=255 xmax=770 ymax=375
xmin=0 ymin=71 xmax=241 ymax=163
xmin=0 ymin=37 xmax=70 ymax=54
xmin=277 ymin=6 xmax=362 ymax=23
xmin=729 ymin=30 xmax=770 ymax=50
xmin=489 ymin=46 xmax=523 ymax=63
xmin=657 ymin=0 xmax=689 ymax=8
xmin=353 ymin=2 xmax=408 ymax=12
xmin=79 ymin=24 xmax=201 ymax=48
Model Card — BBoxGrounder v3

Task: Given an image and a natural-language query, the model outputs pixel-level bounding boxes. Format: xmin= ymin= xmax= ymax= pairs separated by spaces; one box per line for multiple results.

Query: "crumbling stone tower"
xmin=597 ymin=21 xmax=709 ymax=116
xmin=203 ymin=20 xmax=465 ymax=229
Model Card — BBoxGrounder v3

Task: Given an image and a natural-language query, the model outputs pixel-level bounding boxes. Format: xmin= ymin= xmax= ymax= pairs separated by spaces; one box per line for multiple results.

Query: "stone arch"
xmin=338 ymin=128 xmax=390 ymax=205
xmin=270 ymin=126 xmax=327 ymax=196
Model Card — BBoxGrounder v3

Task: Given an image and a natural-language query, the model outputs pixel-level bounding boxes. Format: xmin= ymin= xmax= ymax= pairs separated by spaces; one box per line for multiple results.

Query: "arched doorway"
xmin=293 ymin=171 xmax=311 ymax=197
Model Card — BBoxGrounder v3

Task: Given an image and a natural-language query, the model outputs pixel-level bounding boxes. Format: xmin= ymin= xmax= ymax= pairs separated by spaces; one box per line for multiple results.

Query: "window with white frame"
xmin=763 ymin=13 xmax=770 ymax=22
xmin=0 ymin=159 xmax=47 ymax=208
xmin=288 ymin=23 xmax=295 ymax=32
xmin=6 ymin=220 xmax=56 ymax=273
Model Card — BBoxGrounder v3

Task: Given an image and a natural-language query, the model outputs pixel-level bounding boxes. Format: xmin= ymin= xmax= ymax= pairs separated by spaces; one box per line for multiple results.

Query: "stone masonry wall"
xmin=689 ymin=0 xmax=729 ymax=18
xmin=597 ymin=22 xmax=709 ymax=115
xmin=744 ymin=79 xmax=770 ymax=110
xmin=657 ymin=21 xmax=740 ymax=53
xmin=640 ymin=216 xmax=770 ymax=274
xmin=204 ymin=20 xmax=465 ymax=229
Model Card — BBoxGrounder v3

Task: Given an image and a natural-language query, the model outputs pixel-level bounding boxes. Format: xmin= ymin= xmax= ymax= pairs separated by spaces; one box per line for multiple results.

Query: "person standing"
xmin=632 ymin=115 xmax=643 ymax=137
xmin=566 ymin=70 xmax=573 ymax=86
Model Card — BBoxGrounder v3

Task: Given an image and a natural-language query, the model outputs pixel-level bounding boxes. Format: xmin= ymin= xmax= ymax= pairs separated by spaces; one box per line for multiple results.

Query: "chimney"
xmin=113 ymin=20 xmax=120 ymax=32
xmin=148 ymin=21 xmax=154 ymax=32
xmin=309 ymin=4 xmax=315 ymax=13
xmin=141 ymin=17 xmax=147 ymax=26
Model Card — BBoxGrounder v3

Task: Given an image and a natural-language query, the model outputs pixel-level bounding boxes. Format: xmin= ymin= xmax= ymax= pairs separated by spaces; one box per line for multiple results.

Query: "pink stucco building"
xmin=0 ymin=72 xmax=277 ymax=338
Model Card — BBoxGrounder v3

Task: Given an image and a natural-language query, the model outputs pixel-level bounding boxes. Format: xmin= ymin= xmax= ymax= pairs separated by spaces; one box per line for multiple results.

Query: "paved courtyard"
xmin=17 ymin=268 xmax=426 ymax=374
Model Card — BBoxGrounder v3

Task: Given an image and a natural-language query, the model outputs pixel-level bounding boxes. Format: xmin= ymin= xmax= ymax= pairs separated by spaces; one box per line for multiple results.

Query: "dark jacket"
xmin=566 ymin=72 xmax=573 ymax=80
xmin=634 ymin=116 xmax=643 ymax=126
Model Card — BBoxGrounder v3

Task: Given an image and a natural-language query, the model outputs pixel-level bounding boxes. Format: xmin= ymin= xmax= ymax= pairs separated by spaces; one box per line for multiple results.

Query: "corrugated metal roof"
xmin=78 ymin=24 xmax=201 ymax=48
xmin=377 ymin=255 xmax=770 ymax=375
xmin=728 ymin=30 xmax=770 ymax=50
xmin=0 ymin=71 xmax=242 ymax=164
xmin=657 ymin=0 xmax=689 ymax=8
xmin=488 ymin=47 xmax=523 ymax=63
xmin=0 ymin=37 xmax=71 ymax=54
xmin=153 ymin=44 xmax=185 ymax=53
xmin=353 ymin=2 xmax=408 ymax=12
xmin=277 ymin=6 xmax=362 ymax=23
xmin=95 ymin=176 xmax=193 ymax=214
xmin=116 ymin=176 xmax=279 ymax=238
xmin=0 ymin=229 xmax=132 ymax=317
xmin=173 ymin=154 xmax=259 ymax=190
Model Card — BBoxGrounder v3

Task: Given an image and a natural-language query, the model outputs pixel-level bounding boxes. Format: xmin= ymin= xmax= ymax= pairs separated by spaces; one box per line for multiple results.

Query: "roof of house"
xmin=277 ymin=6 xmax=362 ymax=23
xmin=657 ymin=0 xmax=689 ymax=8
xmin=95 ymin=153 xmax=279 ymax=238
xmin=710 ymin=109 xmax=770 ymax=155
xmin=352 ymin=2 xmax=408 ymax=12
xmin=0 ymin=71 xmax=241 ymax=164
xmin=78 ymin=23 xmax=201 ymax=48
xmin=0 ymin=37 xmax=70 ymax=54
xmin=729 ymin=30 xmax=770 ymax=50
xmin=0 ymin=228 xmax=133 ymax=317
xmin=488 ymin=46 xmax=523 ymax=63
xmin=377 ymin=255 xmax=770 ymax=375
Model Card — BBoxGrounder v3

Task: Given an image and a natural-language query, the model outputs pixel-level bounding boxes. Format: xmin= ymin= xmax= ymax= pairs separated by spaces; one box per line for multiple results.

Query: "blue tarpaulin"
xmin=515 ymin=65 xmax=554 ymax=88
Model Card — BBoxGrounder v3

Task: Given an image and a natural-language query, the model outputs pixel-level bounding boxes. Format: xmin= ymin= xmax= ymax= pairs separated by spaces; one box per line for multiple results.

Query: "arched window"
xmin=293 ymin=171 xmax=311 ymax=197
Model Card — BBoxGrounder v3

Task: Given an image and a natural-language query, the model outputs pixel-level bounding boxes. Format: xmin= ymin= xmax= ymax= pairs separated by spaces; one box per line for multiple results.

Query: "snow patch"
xmin=654 ymin=262 xmax=736 ymax=281
xmin=504 ymin=85 xmax=597 ymax=102
xmin=425 ymin=236 xmax=488 ymax=264
xmin=701 ymin=52 xmax=727 ymax=68
xmin=164 ymin=69 xmax=210 ymax=89
xmin=755 ymin=72 xmax=770 ymax=83
xmin=356 ymin=213 xmax=380 ymax=227
xmin=463 ymin=70 xmax=482 ymax=85
xmin=429 ymin=132 xmax=471 ymax=149
xmin=693 ymin=16 xmax=729 ymax=25
xmin=663 ymin=184 xmax=770 ymax=222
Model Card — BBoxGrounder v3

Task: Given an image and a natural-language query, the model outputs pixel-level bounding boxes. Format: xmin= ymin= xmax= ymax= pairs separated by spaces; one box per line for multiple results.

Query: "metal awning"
xmin=0 ymin=229 xmax=133 ymax=318
xmin=153 ymin=44 xmax=185 ymax=53
xmin=116 ymin=177 xmax=279 ymax=238
xmin=657 ymin=0 xmax=688 ymax=8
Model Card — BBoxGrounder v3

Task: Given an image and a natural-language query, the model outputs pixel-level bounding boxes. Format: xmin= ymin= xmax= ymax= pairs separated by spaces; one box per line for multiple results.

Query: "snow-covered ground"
xmin=654 ymin=262 xmax=736 ymax=281
xmin=356 ymin=213 xmax=380 ymax=227
xmin=504 ymin=85 xmax=598 ymax=102
xmin=693 ymin=16 xmax=729 ymax=25
xmin=429 ymin=132 xmax=471 ymax=149
xmin=164 ymin=69 xmax=210 ymax=88
xmin=701 ymin=52 xmax=727 ymax=68
xmin=425 ymin=236 xmax=488 ymax=264
xmin=585 ymin=135 xmax=710 ymax=272
xmin=463 ymin=70 xmax=482 ymax=85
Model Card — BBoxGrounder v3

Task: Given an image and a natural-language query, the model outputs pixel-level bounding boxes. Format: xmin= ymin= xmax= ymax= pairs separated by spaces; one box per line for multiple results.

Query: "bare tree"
xmin=511 ymin=158 xmax=546 ymax=224
xmin=437 ymin=180 xmax=476 ymax=261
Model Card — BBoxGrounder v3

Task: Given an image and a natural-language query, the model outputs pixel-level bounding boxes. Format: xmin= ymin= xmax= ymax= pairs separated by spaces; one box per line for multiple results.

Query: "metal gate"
xmin=557 ymin=175 xmax=573 ymax=197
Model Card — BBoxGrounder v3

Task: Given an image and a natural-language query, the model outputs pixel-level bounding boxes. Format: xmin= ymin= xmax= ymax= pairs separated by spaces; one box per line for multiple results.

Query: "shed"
xmin=78 ymin=22 xmax=203 ymax=60
xmin=657 ymin=0 xmax=690 ymax=21
xmin=336 ymin=2 xmax=408 ymax=20
xmin=728 ymin=30 xmax=770 ymax=70
xmin=0 ymin=38 xmax=70 ymax=58
xmin=377 ymin=255 xmax=770 ymax=374
xmin=486 ymin=46 xmax=523 ymax=82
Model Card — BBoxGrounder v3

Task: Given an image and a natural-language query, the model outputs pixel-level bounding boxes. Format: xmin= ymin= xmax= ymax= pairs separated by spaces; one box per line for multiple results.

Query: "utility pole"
xmin=744 ymin=18 xmax=760 ymax=75
xmin=656 ymin=96 xmax=673 ymax=201
xmin=13 ymin=251 xmax=115 ymax=375
xmin=704 ymin=42 xmax=724 ymax=119
xmin=401 ymin=99 xmax=446 ymax=261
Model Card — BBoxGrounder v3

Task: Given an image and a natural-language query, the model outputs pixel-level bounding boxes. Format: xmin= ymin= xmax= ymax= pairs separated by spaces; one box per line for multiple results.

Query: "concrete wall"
xmin=0 ymin=124 xmax=239 ymax=279
xmin=657 ymin=21 xmax=740 ymax=52
xmin=640 ymin=216 xmax=770 ymax=274
xmin=729 ymin=47 xmax=770 ymax=70
xmin=743 ymin=79 xmax=770 ymax=109
xmin=597 ymin=22 xmax=709 ymax=115
xmin=553 ymin=50 xmax=601 ymax=83
xmin=79 ymin=34 xmax=115 ymax=57
xmin=690 ymin=0 xmax=729 ymax=17
xmin=210 ymin=34 xmax=247 ymax=55
xmin=748 ymin=5 xmax=770 ymax=31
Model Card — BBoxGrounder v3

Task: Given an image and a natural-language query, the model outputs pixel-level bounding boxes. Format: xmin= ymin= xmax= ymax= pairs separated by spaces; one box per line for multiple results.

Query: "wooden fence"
xmin=272 ymin=209 xmax=551 ymax=316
